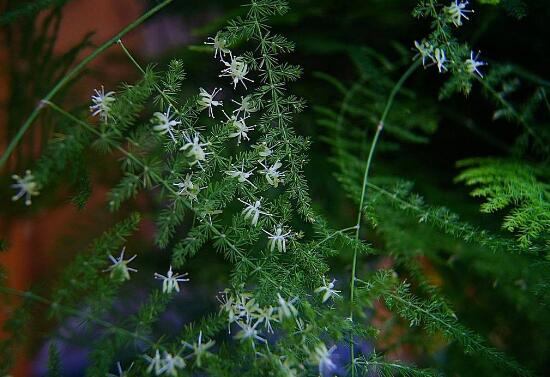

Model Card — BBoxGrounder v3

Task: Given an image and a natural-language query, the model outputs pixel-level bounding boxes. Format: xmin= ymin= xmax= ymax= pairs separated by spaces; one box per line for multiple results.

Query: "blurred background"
xmin=1 ymin=0 xmax=549 ymax=376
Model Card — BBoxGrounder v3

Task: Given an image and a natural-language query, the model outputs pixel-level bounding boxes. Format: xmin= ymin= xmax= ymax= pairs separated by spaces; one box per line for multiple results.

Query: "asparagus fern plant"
xmin=1 ymin=1 xmax=548 ymax=376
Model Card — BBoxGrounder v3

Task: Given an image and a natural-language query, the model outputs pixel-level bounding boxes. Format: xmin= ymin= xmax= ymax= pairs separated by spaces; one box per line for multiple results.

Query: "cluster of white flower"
xmin=413 ymin=1 xmax=487 ymax=78
xmin=217 ymin=289 xmax=301 ymax=349
xmin=144 ymin=332 xmax=215 ymax=376
xmin=11 ymin=170 xmax=40 ymax=206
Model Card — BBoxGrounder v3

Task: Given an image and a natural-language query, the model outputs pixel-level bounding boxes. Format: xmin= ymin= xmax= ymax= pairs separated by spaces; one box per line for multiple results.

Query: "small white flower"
xmin=434 ymin=48 xmax=448 ymax=73
xmin=220 ymin=55 xmax=254 ymax=89
xmin=225 ymin=112 xmax=255 ymax=144
xmin=277 ymin=293 xmax=298 ymax=320
xmin=234 ymin=321 xmax=266 ymax=349
xmin=232 ymin=95 xmax=258 ymax=117
xmin=152 ymin=106 xmax=181 ymax=143
xmin=144 ymin=350 xmax=163 ymax=376
xmin=173 ymin=174 xmax=203 ymax=202
xmin=264 ymin=226 xmax=291 ymax=253
xmin=310 ymin=343 xmax=337 ymax=376
xmin=180 ymin=133 xmax=211 ymax=168
xmin=414 ymin=40 xmax=434 ymax=67
xmin=90 ymin=86 xmax=115 ymax=122
xmin=314 ymin=277 xmax=341 ymax=303
xmin=217 ymin=289 xmax=235 ymax=312
xmin=158 ymin=352 xmax=186 ymax=376
xmin=107 ymin=361 xmax=133 ymax=377
xmin=182 ymin=331 xmax=215 ymax=367
xmin=199 ymin=205 xmax=223 ymax=224
xmin=445 ymin=0 xmax=473 ymax=27
xmin=234 ymin=292 xmax=259 ymax=323
xmin=219 ymin=291 xmax=281 ymax=335
xmin=252 ymin=142 xmax=278 ymax=160
xmin=11 ymin=170 xmax=40 ymax=206
xmin=103 ymin=246 xmax=137 ymax=282
xmin=252 ymin=305 xmax=279 ymax=334
xmin=154 ymin=266 xmax=189 ymax=294
xmin=197 ymin=87 xmax=223 ymax=118
xmin=226 ymin=161 xmax=256 ymax=187
xmin=259 ymin=160 xmax=284 ymax=187
xmin=205 ymin=32 xmax=231 ymax=60
xmin=465 ymin=50 xmax=487 ymax=78
xmin=239 ymin=198 xmax=270 ymax=226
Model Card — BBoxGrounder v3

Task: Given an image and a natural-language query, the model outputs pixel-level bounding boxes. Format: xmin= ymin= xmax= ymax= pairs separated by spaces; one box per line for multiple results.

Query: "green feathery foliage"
xmin=1 ymin=0 xmax=549 ymax=376
xmin=456 ymin=158 xmax=549 ymax=250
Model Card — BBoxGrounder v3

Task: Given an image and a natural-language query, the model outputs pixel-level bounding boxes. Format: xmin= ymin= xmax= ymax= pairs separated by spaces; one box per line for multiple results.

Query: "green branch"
xmin=0 ymin=0 xmax=174 ymax=170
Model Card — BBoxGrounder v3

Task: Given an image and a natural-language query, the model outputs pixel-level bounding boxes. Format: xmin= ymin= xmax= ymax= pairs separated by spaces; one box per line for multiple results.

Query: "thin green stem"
xmin=0 ymin=0 xmax=173 ymax=170
xmin=118 ymin=39 xmax=187 ymax=119
xmin=117 ymin=39 xmax=146 ymax=75
xmin=348 ymin=59 xmax=420 ymax=376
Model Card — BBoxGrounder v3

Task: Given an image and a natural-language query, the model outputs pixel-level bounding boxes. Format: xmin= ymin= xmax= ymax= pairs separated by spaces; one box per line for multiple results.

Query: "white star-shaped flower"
xmin=434 ymin=48 xmax=448 ymax=73
xmin=264 ymin=226 xmax=292 ymax=253
xmin=144 ymin=350 xmax=163 ymax=376
xmin=239 ymin=198 xmax=270 ymax=226
xmin=310 ymin=343 xmax=337 ymax=376
xmin=232 ymin=95 xmax=258 ymax=117
xmin=90 ymin=86 xmax=115 ymax=122
xmin=259 ymin=160 xmax=284 ymax=187
xmin=226 ymin=161 xmax=256 ymax=187
xmin=445 ymin=0 xmax=473 ymax=27
xmin=465 ymin=50 xmax=487 ymax=78
xmin=234 ymin=321 xmax=266 ymax=349
xmin=152 ymin=106 xmax=181 ymax=143
xmin=173 ymin=174 xmax=203 ymax=202
xmin=252 ymin=305 xmax=279 ymax=334
xmin=103 ymin=246 xmax=137 ymax=282
xmin=180 ymin=133 xmax=211 ymax=168
xmin=414 ymin=40 xmax=434 ymax=67
xmin=181 ymin=331 xmax=215 ymax=367
xmin=197 ymin=87 xmax=223 ymax=118
xmin=11 ymin=170 xmax=40 ymax=206
xmin=277 ymin=293 xmax=299 ymax=320
xmin=220 ymin=55 xmax=254 ymax=89
xmin=314 ymin=277 xmax=341 ymax=303
xmin=154 ymin=266 xmax=189 ymax=294
xmin=205 ymin=32 xmax=231 ymax=60
xmin=223 ymin=111 xmax=254 ymax=144
xmin=252 ymin=142 xmax=274 ymax=159
xmin=158 ymin=352 xmax=186 ymax=376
